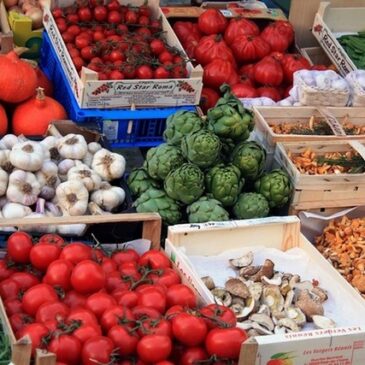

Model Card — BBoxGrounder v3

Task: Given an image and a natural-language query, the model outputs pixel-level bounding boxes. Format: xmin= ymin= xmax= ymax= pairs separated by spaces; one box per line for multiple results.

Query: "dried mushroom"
xmin=201 ymin=276 xmax=215 ymax=290
xmin=312 ymin=315 xmax=336 ymax=329
xmin=296 ymin=290 xmax=324 ymax=321
xmin=225 ymin=278 xmax=250 ymax=299
xmin=230 ymin=252 xmax=254 ymax=268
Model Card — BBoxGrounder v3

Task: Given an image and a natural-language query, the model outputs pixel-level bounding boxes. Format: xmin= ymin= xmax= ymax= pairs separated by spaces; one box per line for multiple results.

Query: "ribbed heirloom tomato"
xmin=203 ymin=59 xmax=238 ymax=90
xmin=254 ymin=56 xmax=284 ymax=86
xmin=224 ymin=17 xmax=260 ymax=45
xmin=231 ymin=34 xmax=271 ymax=63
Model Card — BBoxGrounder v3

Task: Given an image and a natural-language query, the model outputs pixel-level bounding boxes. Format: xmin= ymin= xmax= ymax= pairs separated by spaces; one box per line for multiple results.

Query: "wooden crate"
xmin=165 ymin=217 xmax=365 ymax=365
xmin=0 ymin=212 xmax=161 ymax=365
xmin=0 ymin=1 xmax=13 ymax=54
xmin=301 ymin=46 xmax=333 ymax=67
xmin=275 ymin=140 xmax=365 ymax=211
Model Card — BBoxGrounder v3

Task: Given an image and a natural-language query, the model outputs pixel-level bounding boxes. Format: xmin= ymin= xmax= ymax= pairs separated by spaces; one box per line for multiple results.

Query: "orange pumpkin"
xmin=0 ymin=104 xmax=8 ymax=135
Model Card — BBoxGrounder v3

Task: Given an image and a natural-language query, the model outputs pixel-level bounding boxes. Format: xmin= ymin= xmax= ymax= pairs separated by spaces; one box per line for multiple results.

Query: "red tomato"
xmin=85 ymin=292 xmax=117 ymax=319
xmin=59 ymin=243 xmax=92 ymax=264
xmin=171 ymin=65 xmax=188 ymax=79
xmin=149 ymin=268 xmax=181 ymax=288
xmin=198 ymin=8 xmax=227 ymax=35
xmin=155 ymin=362 xmax=174 ymax=365
xmin=112 ymin=249 xmax=139 ymax=265
xmin=224 ymin=17 xmax=260 ymax=45
xmin=282 ymin=54 xmax=311 ymax=83
xmin=30 ymin=243 xmax=61 ymax=271
xmin=132 ymin=306 xmax=161 ymax=320
xmin=71 ymin=260 xmax=105 ymax=295
xmin=107 ymin=0 xmax=120 ymax=11
xmin=166 ymin=284 xmax=197 ymax=308
xmin=172 ymin=313 xmax=207 ymax=346
xmin=36 ymin=301 xmax=69 ymax=323
xmin=109 ymin=70 xmax=125 ymax=80
xmin=11 ymin=272 xmax=39 ymax=290
xmin=67 ymin=308 xmax=99 ymax=328
xmin=108 ymin=325 xmax=139 ymax=356
xmin=205 ymin=327 xmax=247 ymax=359
xmin=311 ymin=64 xmax=328 ymax=71
xmin=154 ymin=66 xmax=170 ymax=79
xmin=254 ymin=56 xmax=283 ymax=86
xmin=203 ymin=59 xmax=238 ymax=90
xmin=165 ymin=304 xmax=184 ymax=318
xmin=105 ymin=271 xmax=131 ymax=293
xmin=78 ymin=7 xmax=92 ymax=22
xmin=231 ymin=34 xmax=271 ymax=63
xmin=63 ymin=290 xmax=87 ymax=309
xmin=118 ymin=261 xmax=141 ymax=281
xmin=195 ymin=35 xmax=236 ymax=68
xmin=137 ymin=335 xmax=172 ymax=363
xmin=261 ymin=20 xmax=294 ymax=52
xmin=39 ymin=234 xmax=64 ymax=247
xmin=82 ymin=336 xmax=114 ymax=365
xmin=5 ymin=298 xmax=22 ymax=316
xmin=43 ymin=259 xmax=73 ymax=291
xmin=137 ymin=287 xmax=166 ymax=314
xmin=73 ymin=56 xmax=86 ymax=71
xmin=17 ymin=323 xmax=49 ymax=354
xmin=125 ymin=9 xmax=138 ymax=24
xmin=138 ymin=250 xmax=171 ymax=270
xmin=173 ymin=21 xmax=201 ymax=44
xmin=7 ymin=232 xmax=33 ymax=264
xmin=180 ymin=347 xmax=208 ymax=365
xmin=150 ymin=39 xmax=166 ymax=55
xmin=200 ymin=87 xmax=220 ymax=114
xmin=136 ymin=65 xmax=153 ymax=79
xmin=101 ymin=258 xmax=117 ymax=274
xmin=0 ymin=279 xmax=20 ymax=300
xmin=135 ymin=284 xmax=166 ymax=295
xmin=257 ymin=86 xmax=282 ymax=101
xmin=22 ymin=284 xmax=58 ymax=316
xmin=158 ymin=51 xmax=174 ymax=64
xmin=49 ymin=334 xmax=82 ymax=365
xmin=115 ymin=290 xmax=138 ymax=308
xmin=0 ymin=259 xmax=15 ymax=281
xmin=93 ymin=5 xmax=108 ymax=21
xmin=138 ymin=318 xmax=171 ymax=337
xmin=101 ymin=306 xmax=135 ymax=332
xmin=231 ymin=83 xmax=258 ymax=98
xmin=200 ymin=304 xmax=237 ymax=329
xmin=73 ymin=324 xmax=102 ymax=344
xmin=75 ymin=36 xmax=91 ymax=50
xmin=239 ymin=64 xmax=256 ymax=83
xmin=10 ymin=312 xmax=34 ymax=333
xmin=66 ymin=14 xmax=79 ymax=24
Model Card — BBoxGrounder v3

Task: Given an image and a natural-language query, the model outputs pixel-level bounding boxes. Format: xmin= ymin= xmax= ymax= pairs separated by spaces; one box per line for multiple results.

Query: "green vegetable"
xmin=181 ymin=129 xmax=221 ymax=169
xmin=164 ymin=163 xmax=205 ymax=204
xmin=145 ymin=143 xmax=185 ymax=180
xmin=205 ymin=164 xmax=243 ymax=207
xmin=254 ymin=169 xmax=292 ymax=208
xmin=231 ymin=141 xmax=266 ymax=181
xmin=134 ymin=188 xmax=182 ymax=225
xmin=163 ymin=110 xmax=205 ymax=146
xmin=0 ymin=321 xmax=11 ymax=364
xmin=338 ymin=33 xmax=365 ymax=68
xmin=207 ymin=85 xmax=254 ymax=142
xmin=233 ymin=192 xmax=270 ymax=219
xmin=187 ymin=196 xmax=229 ymax=223
xmin=127 ymin=168 xmax=160 ymax=197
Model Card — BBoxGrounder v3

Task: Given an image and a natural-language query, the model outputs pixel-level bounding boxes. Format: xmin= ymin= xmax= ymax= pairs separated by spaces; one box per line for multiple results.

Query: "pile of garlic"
xmin=0 ymin=133 xmax=126 ymax=234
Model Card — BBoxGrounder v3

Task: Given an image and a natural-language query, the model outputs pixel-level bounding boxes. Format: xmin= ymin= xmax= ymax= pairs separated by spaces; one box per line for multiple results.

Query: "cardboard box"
xmin=165 ymin=217 xmax=365 ymax=365
xmin=0 ymin=0 xmax=12 ymax=54
xmin=301 ymin=46 xmax=333 ymax=67
xmin=42 ymin=0 xmax=203 ymax=109
xmin=312 ymin=2 xmax=365 ymax=76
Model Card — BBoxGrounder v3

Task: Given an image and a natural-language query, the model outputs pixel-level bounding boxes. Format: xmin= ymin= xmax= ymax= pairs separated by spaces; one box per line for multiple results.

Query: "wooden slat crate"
xmin=0 ymin=1 xmax=13 ymax=54
xmin=0 ymin=212 xmax=161 ymax=365
xmin=275 ymin=140 xmax=365 ymax=212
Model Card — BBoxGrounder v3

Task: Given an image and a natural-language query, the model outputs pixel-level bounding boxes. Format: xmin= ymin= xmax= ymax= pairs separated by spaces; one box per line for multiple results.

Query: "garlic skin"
xmin=56 ymin=180 xmax=89 ymax=216
xmin=41 ymin=136 xmax=59 ymax=149
xmin=10 ymin=141 xmax=44 ymax=172
xmin=57 ymin=222 xmax=87 ymax=236
xmin=91 ymin=182 xmax=125 ymax=211
xmin=88 ymin=142 xmax=102 ymax=154
xmin=1 ymin=134 xmax=18 ymax=149
xmin=7 ymin=170 xmax=41 ymax=206
xmin=92 ymin=149 xmax=126 ymax=181
xmin=67 ymin=164 xmax=102 ymax=192
xmin=0 ymin=167 xmax=8 ymax=196
xmin=58 ymin=159 xmax=76 ymax=178
xmin=82 ymin=151 xmax=94 ymax=167
xmin=0 ymin=211 xmax=16 ymax=232
xmin=58 ymin=134 xmax=88 ymax=160
xmin=2 ymin=202 xmax=32 ymax=219
xmin=0 ymin=150 xmax=13 ymax=172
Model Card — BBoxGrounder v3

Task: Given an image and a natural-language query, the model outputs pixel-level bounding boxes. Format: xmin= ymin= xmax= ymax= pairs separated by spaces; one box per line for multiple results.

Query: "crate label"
xmin=102 ymin=120 xmax=119 ymax=141
xmin=317 ymin=107 xmax=346 ymax=136
xmin=219 ymin=9 xmax=232 ymax=17
xmin=84 ymin=79 xmax=201 ymax=108
xmin=312 ymin=15 xmax=356 ymax=76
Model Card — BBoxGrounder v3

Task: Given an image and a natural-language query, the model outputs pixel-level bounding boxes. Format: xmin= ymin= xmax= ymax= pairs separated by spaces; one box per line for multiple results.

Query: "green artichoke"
xmin=127 ymin=168 xmax=160 ymax=197
xmin=255 ymin=169 xmax=293 ymax=208
xmin=231 ymin=141 xmax=266 ymax=181
xmin=145 ymin=144 xmax=185 ymax=181
xmin=205 ymin=164 xmax=243 ymax=207
xmin=181 ymin=130 xmax=221 ymax=169
xmin=164 ymin=163 xmax=205 ymax=204
xmin=233 ymin=192 xmax=270 ymax=219
xmin=163 ymin=110 xmax=205 ymax=146
xmin=134 ymin=188 xmax=182 ymax=225
xmin=207 ymin=85 xmax=254 ymax=142
xmin=187 ymin=197 xmax=229 ymax=223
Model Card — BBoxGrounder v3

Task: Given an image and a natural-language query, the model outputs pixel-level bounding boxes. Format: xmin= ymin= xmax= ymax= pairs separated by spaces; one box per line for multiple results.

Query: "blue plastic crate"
xmin=39 ymin=32 xmax=196 ymax=148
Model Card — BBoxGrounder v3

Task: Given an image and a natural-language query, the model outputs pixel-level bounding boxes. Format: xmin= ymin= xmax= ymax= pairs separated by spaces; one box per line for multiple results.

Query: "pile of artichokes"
xmin=128 ymin=88 xmax=293 ymax=225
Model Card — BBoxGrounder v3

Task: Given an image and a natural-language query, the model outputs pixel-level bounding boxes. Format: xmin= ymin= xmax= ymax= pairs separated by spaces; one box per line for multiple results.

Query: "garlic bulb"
xmin=1 ymin=134 xmax=18 ymax=149
xmin=41 ymin=136 xmax=58 ymax=149
xmin=58 ymin=159 xmax=76 ymax=177
xmin=0 ymin=167 xmax=8 ymax=196
xmin=88 ymin=202 xmax=112 ymax=215
xmin=88 ymin=142 xmax=102 ymax=154
xmin=57 ymin=222 xmax=87 ymax=236
xmin=90 ymin=182 xmax=125 ymax=211
xmin=67 ymin=164 xmax=102 ymax=192
xmin=56 ymin=180 xmax=89 ymax=216
xmin=92 ymin=149 xmax=126 ymax=181
xmin=7 ymin=170 xmax=41 ymax=206
xmin=36 ymin=161 xmax=60 ymax=200
xmin=10 ymin=141 xmax=44 ymax=171
xmin=0 ymin=211 xmax=16 ymax=232
xmin=58 ymin=134 xmax=88 ymax=160
xmin=82 ymin=151 xmax=94 ymax=167
xmin=0 ymin=150 xmax=13 ymax=173
xmin=2 ymin=202 xmax=32 ymax=219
